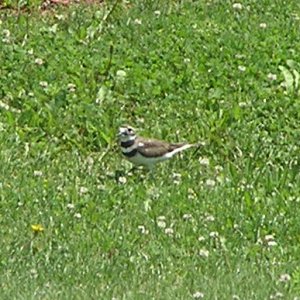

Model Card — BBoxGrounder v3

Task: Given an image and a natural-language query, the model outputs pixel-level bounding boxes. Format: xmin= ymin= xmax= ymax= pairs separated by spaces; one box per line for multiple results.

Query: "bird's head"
xmin=117 ymin=125 xmax=136 ymax=143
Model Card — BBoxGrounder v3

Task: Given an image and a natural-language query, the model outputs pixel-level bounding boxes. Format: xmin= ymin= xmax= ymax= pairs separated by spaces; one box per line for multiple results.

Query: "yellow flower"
xmin=31 ymin=224 xmax=44 ymax=233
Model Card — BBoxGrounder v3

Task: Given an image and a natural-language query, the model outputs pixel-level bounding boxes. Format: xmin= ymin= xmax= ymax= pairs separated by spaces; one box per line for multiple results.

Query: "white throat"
xmin=119 ymin=134 xmax=136 ymax=143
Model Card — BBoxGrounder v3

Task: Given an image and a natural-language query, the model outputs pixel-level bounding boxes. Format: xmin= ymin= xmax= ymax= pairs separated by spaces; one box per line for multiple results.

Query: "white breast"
xmin=126 ymin=152 xmax=169 ymax=169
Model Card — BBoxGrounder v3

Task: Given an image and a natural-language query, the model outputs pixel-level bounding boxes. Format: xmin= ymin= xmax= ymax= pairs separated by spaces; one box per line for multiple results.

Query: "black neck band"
xmin=121 ymin=139 xmax=135 ymax=148
xmin=122 ymin=149 xmax=138 ymax=157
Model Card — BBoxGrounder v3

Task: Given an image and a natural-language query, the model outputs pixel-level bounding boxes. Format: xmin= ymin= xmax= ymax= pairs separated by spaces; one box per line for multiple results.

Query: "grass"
xmin=1 ymin=0 xmax=300 ymax=299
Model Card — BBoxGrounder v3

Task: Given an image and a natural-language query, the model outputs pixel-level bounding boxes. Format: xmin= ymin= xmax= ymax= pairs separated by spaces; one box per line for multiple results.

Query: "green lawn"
xmin=1 ymin=0 xmax=300 ymax=299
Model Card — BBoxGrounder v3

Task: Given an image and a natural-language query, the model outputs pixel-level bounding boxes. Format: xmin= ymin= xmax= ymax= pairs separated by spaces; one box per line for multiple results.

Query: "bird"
xmin=117 ymin=125 xmax=198 ymax=169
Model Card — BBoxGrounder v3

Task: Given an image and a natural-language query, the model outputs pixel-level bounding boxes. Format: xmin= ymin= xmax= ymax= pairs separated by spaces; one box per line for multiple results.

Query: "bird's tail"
xmin=168 ymin=142 xmax=204 ymax=157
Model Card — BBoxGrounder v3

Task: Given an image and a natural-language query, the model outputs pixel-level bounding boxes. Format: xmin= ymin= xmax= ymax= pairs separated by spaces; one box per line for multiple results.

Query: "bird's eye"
xmin=128 ymin=128 xmax=132 ymax=132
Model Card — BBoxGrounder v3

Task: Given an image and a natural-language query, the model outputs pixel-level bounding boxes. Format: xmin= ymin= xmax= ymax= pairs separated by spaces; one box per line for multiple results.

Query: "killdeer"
xmin=117 ymin=125 xmax=197 ymax=169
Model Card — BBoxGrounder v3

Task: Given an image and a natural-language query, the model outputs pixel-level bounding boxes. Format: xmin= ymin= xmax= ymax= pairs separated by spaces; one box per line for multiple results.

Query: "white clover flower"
xmin=0 ymin=122 xmax=5 ymax=132
xmin=74 ymin=213 xmax=82 ymax=219
xmin=173 ymin=172 xmax=182 ymax=185
xmin=86 ymin=156 xmax=94 ymax=166
xmin=157 ymin=220 xmax=166 ymax=229
xmin=199 ymin=248 xmax=209 ymax=258
xmin=39 ymin=81 xmax=48 ymax=88
xmin=35 ymin=58 xmax=44 ymax=65
xmin=279 ymin=273 xmax=291 ymax=283
xmin=265 ymin=234 xmax=275 ymax=241
xmin=209 ymin=231 xmax=219 ymax=238
xmin=30 ymin=268 xmax=38 ymax=278
xmin=137 ymin=117 xmax=145 ymax=124
xmin=11 ymin=107 xmax=21 ymax=114
xmin=199 ymin=157 xmax=209 ymax=166
xmin=79 ymin=186 xmax=88 ymax=195
xmin=239 ymin=102 xmax=247 ymax=107
xmin=116 ymin=70 xmax=127 ymax=81
xmin=270 ymin=292 xmax=283 ymax=299
xmin=205 ymin=179 xmax=216 ymax=187
xmin=2 ymin=31 xmax=10 ymax=42
xmin=67 ymin=83 xmax=76 ymax=92
xmin=232 ymin=3 xmax=242 ymax=10
xmin=267 ymin=240 xmax=277 ymax=247
xmin=260 ymin=234 xmax=277 ymax=247
xmin=205 ymin=214 xmax=215 ymax=222
xmin=198 ymin=236 xmax=205 ymax=242
xmin=238 ymin=65 xmax=246 ymax=72
xmin=259 ymin=23 xmax=267 ymax=29
xmin=157 ymin=216 xmax=166 ymax=221
xmin=138 ymin=225 xmax=148 ymax=234
xmin=67 ymin=203 xmax=75 ymax=210
xmin=0 ymin=100 xmax=10 ymax=110
xmin=172 ymin=173 xmax=182 ymax=180
xmin=134 ymin=19 xmax=142 ymax=25
xmin=183 ymin=213 xmax=193 ymax=221
xmin=165 ymin=227 xmax=174 ymax=235
xmin=215 ymin=165 xmax=223 ymax=172
xmin=235 ymin=53 xmax=245 ymax=59
xmin=118 ymin=176 xmax=127 ymax=184
xmin=154 ymin=10 xmax=161 ymax=16
xmin=2 ymin=38 xmax=10 ymax=44
xmin=188 ymin=188 xmax=197 ymax=199
xmin=193 ymin=291 xmax=204 ymax=299
xmin=33 ymin=170 xmax=43 ymax=177
xmin=116 ymin=70 xmax=126 ymax=77
xmin=267 ymin=73 xmax=277 ymax=81
xmin=233 ymin=223 xmax=239 ymax=229
xmin=2 ymin=29 xmax=10 ymax=37
xmin=55 ymin=14 xmax=64 ymax=20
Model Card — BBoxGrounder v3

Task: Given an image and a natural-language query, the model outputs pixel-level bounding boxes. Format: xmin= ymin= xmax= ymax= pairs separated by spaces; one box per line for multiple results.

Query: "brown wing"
xmin=136 ymin=137 xmax=186 ymax=158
